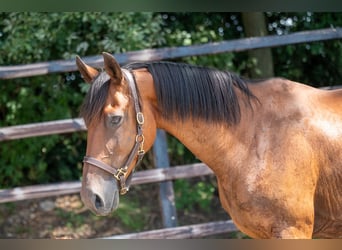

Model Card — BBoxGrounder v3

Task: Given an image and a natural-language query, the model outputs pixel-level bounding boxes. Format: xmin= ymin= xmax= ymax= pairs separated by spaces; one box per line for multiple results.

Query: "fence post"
xmin=153 ymin=129 xmax=178 ymax=228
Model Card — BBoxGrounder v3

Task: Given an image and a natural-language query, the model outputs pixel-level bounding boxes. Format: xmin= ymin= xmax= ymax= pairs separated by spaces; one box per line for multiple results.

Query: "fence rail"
xmin=0 ymin=28 xmax=341 ymax=80
xmin=0 ymin=118 xmax=86 ymax=141
xmin=103 ymin=220 xmax=238 ymax=239
xmin=0 ymin=163 xmax=213 ymax=203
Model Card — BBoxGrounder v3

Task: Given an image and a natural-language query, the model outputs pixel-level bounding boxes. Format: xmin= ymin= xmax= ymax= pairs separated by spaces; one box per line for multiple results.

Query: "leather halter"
xmin=83 ymin=69 xmax=145 ymax=195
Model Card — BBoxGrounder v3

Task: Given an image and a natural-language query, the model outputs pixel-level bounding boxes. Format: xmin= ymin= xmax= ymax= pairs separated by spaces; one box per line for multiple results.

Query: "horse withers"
xmin=76 ymin=52 xmax=342 ymax=238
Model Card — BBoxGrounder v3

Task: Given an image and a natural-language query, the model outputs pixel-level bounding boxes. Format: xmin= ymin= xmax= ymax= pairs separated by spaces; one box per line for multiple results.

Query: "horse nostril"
xmin=94 ymin=194 xmax=104 ymax=209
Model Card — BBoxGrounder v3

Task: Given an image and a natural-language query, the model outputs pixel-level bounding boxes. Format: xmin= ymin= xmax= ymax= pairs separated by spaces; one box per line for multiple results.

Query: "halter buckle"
xmin=113 ymin=166 xmax=128 ymax=181
xmin=138 ymin=148 xmax=145 ymax=156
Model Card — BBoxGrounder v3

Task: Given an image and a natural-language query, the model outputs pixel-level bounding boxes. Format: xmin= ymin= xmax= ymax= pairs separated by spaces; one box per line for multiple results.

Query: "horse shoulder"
xmin=300 ymin=88 xmax=342 ymax=237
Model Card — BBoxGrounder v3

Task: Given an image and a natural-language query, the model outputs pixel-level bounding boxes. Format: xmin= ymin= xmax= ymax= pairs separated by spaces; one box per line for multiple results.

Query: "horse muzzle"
xmin=80 ymin=169 xmax=120 ymax=216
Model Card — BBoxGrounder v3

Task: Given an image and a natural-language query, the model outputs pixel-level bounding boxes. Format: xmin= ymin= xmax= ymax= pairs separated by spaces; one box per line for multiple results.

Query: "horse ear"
xmin=102 ymin=52 xmax=122 ymax=84
xmin=76 ymin=56 xmax=99 ymax=83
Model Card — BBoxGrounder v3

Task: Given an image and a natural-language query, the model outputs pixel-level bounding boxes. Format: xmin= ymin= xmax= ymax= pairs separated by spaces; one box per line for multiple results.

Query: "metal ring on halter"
xmin=137 ymin=112 xmax=144 ymax=125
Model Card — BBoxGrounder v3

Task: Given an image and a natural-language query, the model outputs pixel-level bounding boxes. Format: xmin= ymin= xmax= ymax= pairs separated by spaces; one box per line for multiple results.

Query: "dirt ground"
xmin=0 ymin=179 xmax=244 ymax=239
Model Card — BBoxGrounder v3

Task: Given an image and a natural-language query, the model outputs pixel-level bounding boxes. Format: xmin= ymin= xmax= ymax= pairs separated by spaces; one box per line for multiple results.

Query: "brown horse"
xmin=76 ymin=52 xmax=342 ymax=239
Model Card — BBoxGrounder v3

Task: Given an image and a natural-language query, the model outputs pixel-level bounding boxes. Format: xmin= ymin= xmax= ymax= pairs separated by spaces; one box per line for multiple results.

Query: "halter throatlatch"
xmin=83 ymin=69 xmax=145 ymax=195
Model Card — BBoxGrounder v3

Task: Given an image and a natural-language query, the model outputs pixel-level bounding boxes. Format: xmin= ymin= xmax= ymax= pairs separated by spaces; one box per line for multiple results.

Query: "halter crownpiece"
xmin=83 ymin=69 xmax=145 ymax=195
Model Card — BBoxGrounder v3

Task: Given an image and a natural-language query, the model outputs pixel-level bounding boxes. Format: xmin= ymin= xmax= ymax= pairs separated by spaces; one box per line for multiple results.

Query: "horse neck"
xmin=135 ymin=70 xmax=253 ymax=173
xmin=164 ymin=119 xmax=232 ymax=156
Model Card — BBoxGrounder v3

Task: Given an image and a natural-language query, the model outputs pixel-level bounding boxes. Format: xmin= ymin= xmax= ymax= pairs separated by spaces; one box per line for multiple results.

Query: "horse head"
xmin=76 ymin=53 xmax=157 ymax=215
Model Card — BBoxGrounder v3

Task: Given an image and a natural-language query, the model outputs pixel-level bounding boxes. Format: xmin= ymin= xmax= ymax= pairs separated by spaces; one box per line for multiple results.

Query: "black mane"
xmin=80 ymin=61 xmax=256 ymax=126
xmin=124 ymin=61 xmax=256 ymax=125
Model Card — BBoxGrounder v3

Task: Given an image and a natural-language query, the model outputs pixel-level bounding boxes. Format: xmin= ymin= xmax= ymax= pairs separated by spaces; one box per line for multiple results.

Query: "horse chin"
xmin=80 ymin=173 xmax=120 ymax=216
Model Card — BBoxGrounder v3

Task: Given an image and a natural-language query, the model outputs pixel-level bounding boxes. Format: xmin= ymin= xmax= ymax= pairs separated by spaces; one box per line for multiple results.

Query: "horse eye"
xmin=108 ymin=115 xmax=123 ymax=127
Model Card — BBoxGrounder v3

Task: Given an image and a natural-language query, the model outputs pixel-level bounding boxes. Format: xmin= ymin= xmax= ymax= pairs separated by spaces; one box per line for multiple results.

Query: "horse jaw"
xmin=80 ymin=166 xmax=120 ymax=216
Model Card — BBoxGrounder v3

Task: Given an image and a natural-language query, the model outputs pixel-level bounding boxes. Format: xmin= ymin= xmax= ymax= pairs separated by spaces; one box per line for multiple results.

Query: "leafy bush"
xmin=174 ymin=178 xmax=216 ymax=213
xmin=265 ymin=12 xmax=342 ymax=86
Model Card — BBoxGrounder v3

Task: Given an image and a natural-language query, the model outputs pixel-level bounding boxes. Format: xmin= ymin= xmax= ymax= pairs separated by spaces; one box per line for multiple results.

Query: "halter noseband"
xmin=83 ymin=69 xmax=145 ymax=195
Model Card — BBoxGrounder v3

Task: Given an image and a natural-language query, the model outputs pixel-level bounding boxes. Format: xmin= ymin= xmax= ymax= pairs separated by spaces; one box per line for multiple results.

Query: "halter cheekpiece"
xmin=83 ymin=69 xmax=145 ymax=195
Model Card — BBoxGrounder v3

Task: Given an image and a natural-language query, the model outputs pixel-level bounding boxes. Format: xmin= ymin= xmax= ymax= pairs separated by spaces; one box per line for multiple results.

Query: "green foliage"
xmin=265 ymin=12 xmax=342 ymax=86
xmin=160 ymin=13 xmax=242 ymax=71
xmin=166 ymin=135 xmax=199 ymax=165
xmin=55 ymin=208 xmax=85 ymax=228
xmin=115 ymin=197 xmax=149 ymax=231
xmin=0 ymin=12 xmax=165 ymax=63
xmin=161 ymin=12 xmax=342 ymax=85
xmin=174 ymin=179 xmax=215 ymax=212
